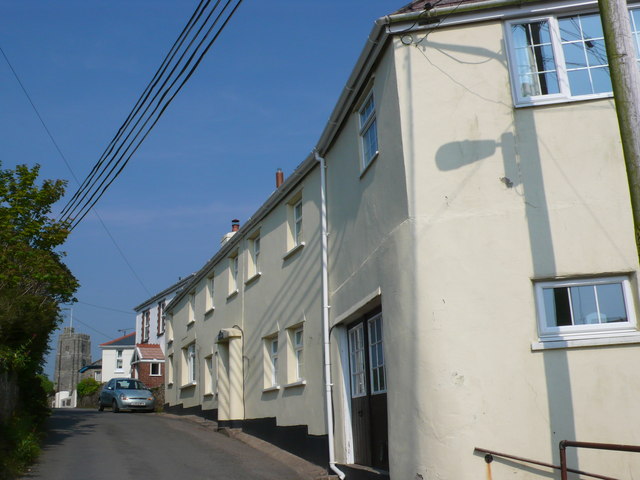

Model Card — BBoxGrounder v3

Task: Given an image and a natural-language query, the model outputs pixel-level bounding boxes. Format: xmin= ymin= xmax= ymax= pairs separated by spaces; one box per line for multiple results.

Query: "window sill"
xmin=150 ymin=374 xmax=162 ymax=377
xmin=514 ymin=91 xmax=613 ymax=109
xmin=187 ymin=319 xmax=195 ymax=326
xmin=203 ymin=392 xmax=215 ymax=398
xmin=180 ymin=382 xmax=197 ymax=390
xmin=262 ymin=385 xmax=280 ymax=393
xmin=531 ymin=331 xmax=640 ymax=351
xmin=245 ymin=272 xmax=262 ymax=286
xmin=283 ymin=380 xmax=306 ymax=389
xmin=204 ymin=307 xmax=215 ymax=316
xmin=167 ymin=382 xmax=173 ymax=387
xmin=359 ymin=151 xmax=379 ymax=178
xmin=283 ymin=242 xmax=305 ymax=260
xmin=226 ymin=290 xmax=239 ymax=301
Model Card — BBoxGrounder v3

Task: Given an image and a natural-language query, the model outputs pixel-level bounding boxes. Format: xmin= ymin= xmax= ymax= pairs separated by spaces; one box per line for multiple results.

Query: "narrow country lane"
xmin=22 ymin=409 xmax=307 ymax=480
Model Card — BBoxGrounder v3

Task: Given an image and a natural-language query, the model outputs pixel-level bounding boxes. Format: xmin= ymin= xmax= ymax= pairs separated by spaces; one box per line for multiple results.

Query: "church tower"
xmin=54 ymin=327 xmax=91 ymax=395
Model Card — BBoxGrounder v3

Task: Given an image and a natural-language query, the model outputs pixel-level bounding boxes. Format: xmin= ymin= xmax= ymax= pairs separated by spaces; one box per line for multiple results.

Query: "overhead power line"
xmin=0 ymin=43 xmax=152 ymax=296
xmin=60 ymin=0 xmax=244 ymax=230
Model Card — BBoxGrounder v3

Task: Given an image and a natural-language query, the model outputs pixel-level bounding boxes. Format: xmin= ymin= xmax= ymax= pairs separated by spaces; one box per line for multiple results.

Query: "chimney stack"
xmin=276 ymin=168 xmax=284 ymax=188
xmin=221 ymin=219 xmax=241 ymax=246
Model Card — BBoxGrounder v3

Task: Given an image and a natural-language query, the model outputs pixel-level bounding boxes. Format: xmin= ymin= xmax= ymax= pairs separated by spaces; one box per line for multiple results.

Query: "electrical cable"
xmin=61 ymin=0 xmax=229 ymax=224
xmin=60 ymin=0 xmax=244 ymax=230
xmin=0 ymin=42 xmax=152 ymax=295
xmin=60 ymin=0 xmax=213 ymax=218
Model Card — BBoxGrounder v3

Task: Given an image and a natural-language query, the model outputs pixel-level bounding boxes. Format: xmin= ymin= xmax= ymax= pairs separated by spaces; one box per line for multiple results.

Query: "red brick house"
xmin=130 ymin=344 xmax=164 ymax=388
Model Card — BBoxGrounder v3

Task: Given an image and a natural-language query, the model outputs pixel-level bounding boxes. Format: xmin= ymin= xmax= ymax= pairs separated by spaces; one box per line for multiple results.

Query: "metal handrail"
xmin=560 ymin=441 xmax=640 ymax=480
xmin=474 ymin=447 xmax=617 ymax=480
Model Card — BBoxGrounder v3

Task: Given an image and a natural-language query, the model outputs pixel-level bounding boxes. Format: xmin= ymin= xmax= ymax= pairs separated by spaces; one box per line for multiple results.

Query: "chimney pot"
xmin=276 ymin=168 xmax=284 ymax=188
xmin=231 ymin=219 xmax=240 ymax=232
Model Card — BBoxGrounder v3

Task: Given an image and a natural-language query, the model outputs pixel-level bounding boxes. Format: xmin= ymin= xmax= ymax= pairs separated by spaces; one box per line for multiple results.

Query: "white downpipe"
xmin=315 ymin=150 xmax=346 ymax=480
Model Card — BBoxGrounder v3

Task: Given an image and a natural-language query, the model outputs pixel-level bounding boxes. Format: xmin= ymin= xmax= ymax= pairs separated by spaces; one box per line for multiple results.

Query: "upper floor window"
xmin=188 ymin=292 xmax=196 ymax=324
xmin=205 ymin=274 xmax=215 ymax=312
xmin=293 ymin=200 xmax=303 ymax=247
xmin=116 ymin=349 xmax=123 ymax=370
xmin=248 ymin=231 xmax=261 ymax=279
xmin=505 ymin=10 xmax=636 ymax=106
xmin=142 ymin=310 xmax=150 ymax=342
xmin=285 ymin=192 xmax=304 ymax=254
xmin=228 ymin=251 xmax=239 ymax=295
xmin=157 ymin=301 xmax=166 ymax=335
xmin=534 ymin=276 xmax=637 ymax=343
xmin=358 ymin=91 xmax=378 ymax=169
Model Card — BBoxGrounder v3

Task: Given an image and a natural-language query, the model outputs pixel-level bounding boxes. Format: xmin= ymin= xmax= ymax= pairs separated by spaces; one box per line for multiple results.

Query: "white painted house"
xmin=99 ymin=332 xmax=135 ymax=384
xmin=164 ymin=1 xmax=640 ymax=478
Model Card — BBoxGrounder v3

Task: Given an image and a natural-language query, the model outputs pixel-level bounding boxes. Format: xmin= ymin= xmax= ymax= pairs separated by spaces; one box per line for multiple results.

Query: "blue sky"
xmin=0 ymin=1 xmax=401 ymax=377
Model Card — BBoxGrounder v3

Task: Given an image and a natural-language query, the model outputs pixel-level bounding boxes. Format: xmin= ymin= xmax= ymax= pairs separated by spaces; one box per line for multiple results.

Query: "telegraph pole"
xmin=599 ymin=0 xmax=640 ymax=254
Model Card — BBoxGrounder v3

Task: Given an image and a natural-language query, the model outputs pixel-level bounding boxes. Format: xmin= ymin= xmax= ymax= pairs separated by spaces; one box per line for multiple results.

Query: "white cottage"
xmin=165 ymin=0 xmax=640 ymax=478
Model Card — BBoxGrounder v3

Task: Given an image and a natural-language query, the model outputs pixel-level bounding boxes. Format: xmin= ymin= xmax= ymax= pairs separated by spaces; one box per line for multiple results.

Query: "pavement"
xmin=159 ymin=412 xmax=336 ymax=480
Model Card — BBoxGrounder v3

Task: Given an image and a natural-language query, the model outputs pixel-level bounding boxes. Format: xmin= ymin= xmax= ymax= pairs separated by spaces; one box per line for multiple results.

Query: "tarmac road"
xmin=22 ymin=409 xmax=308 ymax=480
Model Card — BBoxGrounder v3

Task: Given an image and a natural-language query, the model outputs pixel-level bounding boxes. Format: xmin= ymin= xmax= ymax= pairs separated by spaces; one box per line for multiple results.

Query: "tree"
xmin=0 ymin=163 xmax=79 ymax=374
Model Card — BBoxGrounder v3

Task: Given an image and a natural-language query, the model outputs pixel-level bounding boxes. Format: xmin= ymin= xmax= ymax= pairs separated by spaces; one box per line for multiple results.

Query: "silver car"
xmin=98 ymin=378 xmax=156 ymax=413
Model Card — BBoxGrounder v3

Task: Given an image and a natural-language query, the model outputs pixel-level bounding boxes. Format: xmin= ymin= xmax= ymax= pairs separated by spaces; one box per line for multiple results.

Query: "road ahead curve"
xmin=22 ymin=409 xmax=307 ymax=480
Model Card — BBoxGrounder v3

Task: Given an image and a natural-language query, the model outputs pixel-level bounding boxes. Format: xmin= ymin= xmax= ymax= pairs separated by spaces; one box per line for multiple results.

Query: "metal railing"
xmin=475 ymin=441 xmax=640 ymax=480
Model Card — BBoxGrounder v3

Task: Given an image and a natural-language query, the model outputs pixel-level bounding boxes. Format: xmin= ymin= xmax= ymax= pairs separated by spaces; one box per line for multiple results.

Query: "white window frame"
xmin=504 ymin=8 xmax=640 ymax=107
xmin=187 ymin=292 xmax=196 ymax=325
xmin=534 ymin=276 xmax=638 ymax=348
xmin=205 ymin=274 xmax=215 ymax=312
xmin=293 ymin=200 xmax=303 ymax=247
xmin=247 ymin=231 xmax=261 ymax=280
xmin=115 ymin=349 xmax=123 ymax=371
xmin=228 ymin=251 xmax=239 ymax=295
xmin=368 ymin=314 xmax=386 ymax=395
xmin=142 ymin=310 xmax=150 ymax=342
xmin=348 ymin=324 xmax=367 ymax=398
xmin=293 ymin=327 xmax=304 ymax=381
xmin=266 ymin=336 xmax=279 ymax=388
xmin=150 ymin=362 xmax=161 ymax=377
xmin=157 ymin=301 xmax=166 ymax=335
xmin=358 ymin=90 xmax=379 ymax=170
xmin=167 ymin=354 xmax=174 ymax=385
xmin=187 ymin=343 xmax=197 ymax=384
xmin=504 ymin=9 xmax=631 ymax=107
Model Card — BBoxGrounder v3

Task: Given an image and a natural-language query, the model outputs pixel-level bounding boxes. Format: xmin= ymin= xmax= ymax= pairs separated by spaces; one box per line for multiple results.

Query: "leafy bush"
xmin=0 ymin=414 xmax=42 ymax=479
xmin=76 ymin=378 xmax=101 ymax=398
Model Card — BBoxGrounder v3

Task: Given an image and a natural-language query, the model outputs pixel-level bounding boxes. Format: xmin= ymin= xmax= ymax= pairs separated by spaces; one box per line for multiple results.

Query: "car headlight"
xmin=119 ymin=394 xmax=127 ymax=400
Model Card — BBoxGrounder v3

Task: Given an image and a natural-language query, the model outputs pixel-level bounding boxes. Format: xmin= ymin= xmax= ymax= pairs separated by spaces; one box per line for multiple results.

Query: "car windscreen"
xmin=116 ymin=380 xmax=147 ymax=390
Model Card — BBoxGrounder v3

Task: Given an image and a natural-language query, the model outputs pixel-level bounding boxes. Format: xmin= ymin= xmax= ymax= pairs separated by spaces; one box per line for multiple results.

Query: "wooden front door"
xmin=348 ymin=312 xmax=388 ymax=470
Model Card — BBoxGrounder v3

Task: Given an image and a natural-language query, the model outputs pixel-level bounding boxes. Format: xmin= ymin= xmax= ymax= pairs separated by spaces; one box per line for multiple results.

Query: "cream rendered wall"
xmin=325 ymin=42 xmax=413 ymax=467
xmin=390 ymin=18 xmax=640 ymax=480
xmin=240 ymin=167 xmax=325 ymax=435
xmin=165 ymin=166 xmax=327 ymax=435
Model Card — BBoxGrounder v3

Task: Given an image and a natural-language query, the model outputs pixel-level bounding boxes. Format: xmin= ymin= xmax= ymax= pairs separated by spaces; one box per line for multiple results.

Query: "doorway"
xmin=348 ymin=311 xmax=388 ymax=470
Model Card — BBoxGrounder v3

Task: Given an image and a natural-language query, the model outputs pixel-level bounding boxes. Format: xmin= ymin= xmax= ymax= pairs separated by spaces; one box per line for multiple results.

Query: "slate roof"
xmin=100 ymin=332 xmax=135 ymax=347
xmin=135 ymin=344 xmax=164 ymax=361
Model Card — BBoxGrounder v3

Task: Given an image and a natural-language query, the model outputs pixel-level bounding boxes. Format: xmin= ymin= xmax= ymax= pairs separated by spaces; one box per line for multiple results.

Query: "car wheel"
xmin=112 ymin=400 xmax=120 ymax=413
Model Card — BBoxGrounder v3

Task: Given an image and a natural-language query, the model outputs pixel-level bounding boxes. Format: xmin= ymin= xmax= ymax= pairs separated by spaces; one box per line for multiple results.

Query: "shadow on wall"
xmin=434 ymin=110 xmax=577 ymax=470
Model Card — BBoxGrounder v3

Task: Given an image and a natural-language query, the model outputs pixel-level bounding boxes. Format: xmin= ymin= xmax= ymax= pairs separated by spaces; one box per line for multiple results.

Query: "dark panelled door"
xmin=348 ymin=312 xmax=388 ymax=470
